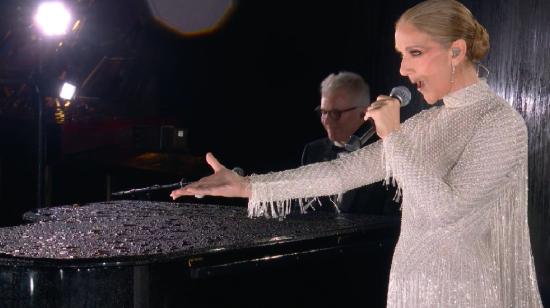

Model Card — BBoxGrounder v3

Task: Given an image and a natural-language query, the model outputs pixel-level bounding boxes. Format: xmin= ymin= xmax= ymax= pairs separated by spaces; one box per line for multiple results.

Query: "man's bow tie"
xmin=332 ymin=136 xmax=362 ymax=154
xmin=331 ymin=144 xmax=348 ymax=154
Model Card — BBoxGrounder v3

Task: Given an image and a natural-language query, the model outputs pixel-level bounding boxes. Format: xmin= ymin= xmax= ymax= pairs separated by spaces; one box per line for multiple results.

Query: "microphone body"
xmin=350 ymin=86 xmax=411 ymax=148
xmin=231 ymin=167 xmax=245 ymax=177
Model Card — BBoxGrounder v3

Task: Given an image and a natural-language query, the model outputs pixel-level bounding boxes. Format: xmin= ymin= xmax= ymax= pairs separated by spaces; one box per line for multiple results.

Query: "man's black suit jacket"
xmin=301 ymin=136 xmax=400 ymax=215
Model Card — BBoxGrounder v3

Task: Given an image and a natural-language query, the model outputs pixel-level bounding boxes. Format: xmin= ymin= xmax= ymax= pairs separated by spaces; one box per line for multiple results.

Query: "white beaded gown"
xmin=247 ymin=80 xmax=542 ymax=307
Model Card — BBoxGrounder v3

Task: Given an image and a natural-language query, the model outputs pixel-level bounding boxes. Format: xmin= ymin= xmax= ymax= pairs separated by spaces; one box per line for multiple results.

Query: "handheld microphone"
xmin=346 ymin=86 xmax=411 ymax=151
xmin=231 ymin=167 xmax=245 ymax=177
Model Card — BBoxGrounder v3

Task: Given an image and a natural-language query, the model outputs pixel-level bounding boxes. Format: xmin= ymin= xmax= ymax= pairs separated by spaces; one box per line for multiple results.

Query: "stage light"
xmin=35 ymin=2 xmax=72 ymax=36
xmin=33 ymin=2 xmax=74 ymax=208
xmin=59 ymin=82 xmax=76 ymax=100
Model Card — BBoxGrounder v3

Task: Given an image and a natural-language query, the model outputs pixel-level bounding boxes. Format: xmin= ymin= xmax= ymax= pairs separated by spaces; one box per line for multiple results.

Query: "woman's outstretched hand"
xmin=364 ymin=95 xmax=401 ymax=139
xmin=170 ymin=152 xmax=251 ymax=200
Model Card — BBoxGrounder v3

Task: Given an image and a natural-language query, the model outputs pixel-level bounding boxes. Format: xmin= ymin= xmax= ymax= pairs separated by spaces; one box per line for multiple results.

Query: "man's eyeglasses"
xmin=314 ymin=106 xmax=360 ymax=120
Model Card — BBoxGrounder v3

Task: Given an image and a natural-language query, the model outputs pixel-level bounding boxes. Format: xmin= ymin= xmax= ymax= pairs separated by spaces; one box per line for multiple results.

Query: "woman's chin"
xmin=421 ymin=93 xmax=439 ymax=105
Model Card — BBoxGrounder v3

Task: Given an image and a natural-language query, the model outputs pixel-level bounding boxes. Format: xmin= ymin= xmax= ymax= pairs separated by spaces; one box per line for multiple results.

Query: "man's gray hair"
xmin=320 ymin=71 xmax=371 ymax=107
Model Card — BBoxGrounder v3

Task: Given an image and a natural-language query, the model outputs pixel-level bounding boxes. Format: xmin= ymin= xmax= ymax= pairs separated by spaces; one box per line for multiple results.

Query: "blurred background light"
xmin=34 ymin=2 xmax=72 ymax=36
xmin=59 ymin=82 xmax=76 ymax=100
xmin=147 ymin=0 xmax=236 ymax=36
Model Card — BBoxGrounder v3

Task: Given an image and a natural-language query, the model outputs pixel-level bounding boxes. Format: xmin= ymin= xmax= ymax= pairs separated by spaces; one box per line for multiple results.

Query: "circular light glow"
xmin=35 ymin=2 xmax=72 ymax=36
xmin=147 ymin=0 xmax=235 ymax=36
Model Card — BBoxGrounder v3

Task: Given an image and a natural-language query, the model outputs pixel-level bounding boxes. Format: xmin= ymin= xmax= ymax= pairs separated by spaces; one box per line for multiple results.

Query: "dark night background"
xmin=0 ymin=0 xmax=548 ymax=304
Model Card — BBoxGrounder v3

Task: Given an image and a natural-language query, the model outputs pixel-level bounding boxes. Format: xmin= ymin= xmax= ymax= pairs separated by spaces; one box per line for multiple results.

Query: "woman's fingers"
xmin=170 ymin=152 xmax=251 ymax=200
xmin=170 ymin=169 xmax=231 ymax=199
xmin=364 ymin=95 xmax=401 ymax=139
xmin=206 ymin=152 xmax=225 ymax=173
xmin=369 ymin=95 xmax=396 ymax=109
xmin=170 ymin=189 xmax=186 ymax=199
xmin=170 ymin=181 xmax=209 ymax=199
xmin=171 ymin=154 xmax=222 ymax=199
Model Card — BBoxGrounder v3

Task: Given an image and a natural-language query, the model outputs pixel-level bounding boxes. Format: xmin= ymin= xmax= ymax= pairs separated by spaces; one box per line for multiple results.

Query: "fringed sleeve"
xmin=247 ymin=140 xmax=386 ymax=218
xmin=491 ymin=160 xmax=542 ymax=307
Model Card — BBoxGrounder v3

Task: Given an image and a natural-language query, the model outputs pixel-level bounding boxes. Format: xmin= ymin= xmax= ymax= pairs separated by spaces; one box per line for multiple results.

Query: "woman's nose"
xmin=399 ymin=58 xmax=409 ymax=76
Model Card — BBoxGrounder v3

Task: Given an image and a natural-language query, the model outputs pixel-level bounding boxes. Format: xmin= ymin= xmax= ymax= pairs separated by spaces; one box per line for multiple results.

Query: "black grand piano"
xmin=0 ymin=201 xmax=399 ymax=308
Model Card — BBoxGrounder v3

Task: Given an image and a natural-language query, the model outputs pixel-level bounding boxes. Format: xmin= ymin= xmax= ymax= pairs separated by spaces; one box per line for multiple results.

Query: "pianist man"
xmin=300 ymin=71 xmax=400 ymax=215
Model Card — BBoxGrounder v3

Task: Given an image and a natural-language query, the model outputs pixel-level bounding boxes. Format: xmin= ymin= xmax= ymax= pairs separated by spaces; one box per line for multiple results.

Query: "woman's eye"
xmin=410 ymin=50 xmax=422 ymax=56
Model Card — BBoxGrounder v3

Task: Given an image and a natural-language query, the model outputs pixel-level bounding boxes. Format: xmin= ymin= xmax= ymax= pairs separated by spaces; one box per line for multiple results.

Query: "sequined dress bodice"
xmin=248 ymin=81 xmax=542 ymax=307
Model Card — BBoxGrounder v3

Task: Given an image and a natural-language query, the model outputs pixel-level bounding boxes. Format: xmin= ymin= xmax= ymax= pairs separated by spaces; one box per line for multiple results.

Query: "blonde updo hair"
xmin=397 ymin=0 xmax=489 ymax=62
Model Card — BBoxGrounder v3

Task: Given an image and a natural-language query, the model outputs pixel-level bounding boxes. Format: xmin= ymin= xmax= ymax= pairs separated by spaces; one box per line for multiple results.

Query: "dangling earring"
xmin=476 ymin=62 xmax=490 ymax=79
xmin=450 ymin=63 xmax=456 ymax=84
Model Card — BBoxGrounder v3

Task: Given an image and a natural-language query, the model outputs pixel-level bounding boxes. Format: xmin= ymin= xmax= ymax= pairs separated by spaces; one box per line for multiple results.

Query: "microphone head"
xmin=232 ymin=167 xmax=245 ymax=176
xmin=390 ymin=86 xmax=411 ymax=107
